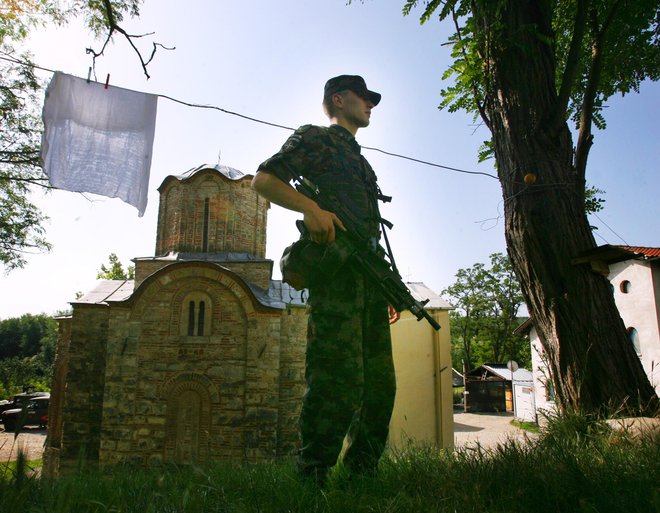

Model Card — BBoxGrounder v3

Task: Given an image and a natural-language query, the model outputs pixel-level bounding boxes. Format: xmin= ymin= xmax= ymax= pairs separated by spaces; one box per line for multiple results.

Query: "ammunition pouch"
xmin=280 ymin=234 xmax=355 ymax=290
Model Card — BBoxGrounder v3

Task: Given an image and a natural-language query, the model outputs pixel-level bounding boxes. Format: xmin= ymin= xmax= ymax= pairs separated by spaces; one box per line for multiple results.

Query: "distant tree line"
xmin=0 ymin=313 xmax=57 ymax=398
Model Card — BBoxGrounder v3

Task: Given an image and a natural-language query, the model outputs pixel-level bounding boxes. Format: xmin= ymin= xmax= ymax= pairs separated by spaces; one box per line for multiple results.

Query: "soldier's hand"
xmin=303 ymin=206 xmax=346 ymax=244
xmin=388 ymin=305 xmax=400 ymax=324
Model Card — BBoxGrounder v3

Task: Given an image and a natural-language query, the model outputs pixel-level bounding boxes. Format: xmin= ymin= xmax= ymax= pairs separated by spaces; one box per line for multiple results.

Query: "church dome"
xmin=154 ymin=164 xmax=268 ymax=258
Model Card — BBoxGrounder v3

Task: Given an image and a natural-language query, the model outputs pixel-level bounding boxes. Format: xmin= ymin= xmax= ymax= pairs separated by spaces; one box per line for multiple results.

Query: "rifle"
xmin=293 ymin=177 xmax=441 ymax=331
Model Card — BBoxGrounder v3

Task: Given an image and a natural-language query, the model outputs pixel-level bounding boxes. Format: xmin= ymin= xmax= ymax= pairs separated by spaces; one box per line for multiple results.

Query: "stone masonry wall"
xmin=134 ymin=260 xmax=168 ymax=288
xmin=98 ymin=263 xmax=284 ymax=466
xmin=219 ymin=261 xmax=273 ymax=290
xmin=43 ymin=317 xmax=72 ymax=478
xmin=134 ymin=257 xmax=273 ymax=290
xmin=155 ymin=171 xmax=268 ymax=259
xmin=57 ymin=305 xmax=109 ymax=472
xmin=276 ymin=306 xmax=308 ymax=456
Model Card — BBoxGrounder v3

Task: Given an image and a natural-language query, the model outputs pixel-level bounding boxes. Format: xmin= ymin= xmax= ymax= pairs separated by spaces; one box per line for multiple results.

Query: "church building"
xmin=43 ymin=163 xmax=453 ymax=477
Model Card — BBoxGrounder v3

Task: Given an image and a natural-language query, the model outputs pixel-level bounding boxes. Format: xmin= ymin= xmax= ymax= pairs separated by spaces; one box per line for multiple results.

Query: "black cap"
xmin=323 ymin=75 xmax=381 ymax=106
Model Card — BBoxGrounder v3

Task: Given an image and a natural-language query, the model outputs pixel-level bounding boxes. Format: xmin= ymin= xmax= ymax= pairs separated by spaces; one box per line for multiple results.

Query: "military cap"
xmin=323 ymin=75 xmax=381 ymax=106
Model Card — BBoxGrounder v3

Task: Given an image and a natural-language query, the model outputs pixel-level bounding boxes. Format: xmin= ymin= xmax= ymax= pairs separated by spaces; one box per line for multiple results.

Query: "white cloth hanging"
xmin=41 ymin=72 xmax=158 ymax=217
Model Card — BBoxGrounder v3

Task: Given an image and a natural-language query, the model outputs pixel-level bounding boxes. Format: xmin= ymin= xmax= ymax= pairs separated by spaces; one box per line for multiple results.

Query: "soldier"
xmin=252 ymin=75 xmax=396 ymax=485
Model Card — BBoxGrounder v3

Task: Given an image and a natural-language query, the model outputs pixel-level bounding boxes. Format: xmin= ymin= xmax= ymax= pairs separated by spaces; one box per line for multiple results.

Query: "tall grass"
xmin=1 ymin=413 xmax=658 ymax=512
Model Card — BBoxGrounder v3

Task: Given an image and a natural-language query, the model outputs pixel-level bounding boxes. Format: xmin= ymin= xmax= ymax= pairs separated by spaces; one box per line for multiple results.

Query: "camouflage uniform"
xmin=258 ymin=124 xmax=396 ymax=478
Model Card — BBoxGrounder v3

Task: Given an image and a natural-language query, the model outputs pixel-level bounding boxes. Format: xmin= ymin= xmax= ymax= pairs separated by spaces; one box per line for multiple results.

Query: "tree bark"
xmin=475 ymin=0 xmax=657 ymax=415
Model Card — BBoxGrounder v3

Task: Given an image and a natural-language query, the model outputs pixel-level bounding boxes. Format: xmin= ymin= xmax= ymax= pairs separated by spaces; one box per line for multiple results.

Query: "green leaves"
xmin=584 ymin=184 xmax=605 ymax=214
xmin=443 ymin=253 xmax=528 ymax=370
xmin=0 ymin=1 xmax=147 ymax=272
xmin=97 ymin=253 xmax=135 ymax=280
xmin=0 ymin=313 xmax=57 ymax=396
xmin=0 ymin=50 xmax=51 ymax=271
xmin=404 ymin=0 xmax=660 ymax=137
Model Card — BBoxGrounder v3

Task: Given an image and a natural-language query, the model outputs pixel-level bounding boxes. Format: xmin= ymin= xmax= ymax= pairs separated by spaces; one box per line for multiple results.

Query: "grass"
xmin=0 ymin=458 xmax=42 ymax=480
xmin=1 ymin=413 xmax=658 ymax=513
xmin=511 ymin=419 xmax=541 ymax=433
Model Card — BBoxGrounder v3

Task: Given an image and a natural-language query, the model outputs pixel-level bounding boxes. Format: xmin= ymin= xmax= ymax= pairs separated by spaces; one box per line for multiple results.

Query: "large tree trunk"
xmin=475 ymin=1 xmax=657 ymax=415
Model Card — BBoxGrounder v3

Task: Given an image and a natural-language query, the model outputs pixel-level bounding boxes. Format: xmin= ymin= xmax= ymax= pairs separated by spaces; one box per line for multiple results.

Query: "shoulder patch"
xmin=282 ymin=125 xmax=322 ymax=152
xmin=281 ymin=134 xmax=302 ymax=153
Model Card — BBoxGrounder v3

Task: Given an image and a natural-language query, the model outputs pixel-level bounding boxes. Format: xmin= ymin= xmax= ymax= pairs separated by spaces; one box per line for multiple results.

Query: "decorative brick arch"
xmin=160 ymin=371 xmax=220 ymax=402
xmin=127 ymin=262 xmax=261 ymax=322
xmin=160 ymin=373 xmax=217 ymax=464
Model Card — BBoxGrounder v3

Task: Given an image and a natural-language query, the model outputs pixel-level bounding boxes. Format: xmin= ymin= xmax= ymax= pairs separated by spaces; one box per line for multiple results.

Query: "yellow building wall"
xmin=389 ymin=309 xmax=453 ymax=450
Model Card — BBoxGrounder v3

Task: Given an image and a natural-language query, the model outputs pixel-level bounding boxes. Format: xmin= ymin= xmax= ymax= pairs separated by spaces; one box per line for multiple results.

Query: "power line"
xmin=361 ymin=145 xmax=498 ymax=179
xmin=0 ymin=53 xmax=498 ymax=180
xmin=592 ymin=213 xmax=629 ymax=246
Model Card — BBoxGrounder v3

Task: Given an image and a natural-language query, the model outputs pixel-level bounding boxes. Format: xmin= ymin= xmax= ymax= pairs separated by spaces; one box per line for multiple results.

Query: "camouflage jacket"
xmin=258 ymin=124 xmax=383 ymax=240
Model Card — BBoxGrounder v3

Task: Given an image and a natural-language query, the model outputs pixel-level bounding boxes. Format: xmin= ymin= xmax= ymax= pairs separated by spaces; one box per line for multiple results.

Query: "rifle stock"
xmin=294 ymin=178 xmax=440 ymax=331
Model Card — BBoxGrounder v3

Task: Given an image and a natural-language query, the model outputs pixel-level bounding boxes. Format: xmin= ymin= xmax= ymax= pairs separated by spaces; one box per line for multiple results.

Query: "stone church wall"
xmin=155 ymin=171 xmax=268 ymax=259
xmin=57 ymin=305 xmax=110 ymax=473
xmin=276 ymin=307 xmax=308 ymax=455
xmin=97 ymin=264 xmax=289 ymax=466
xmin=218 ymin=261 xmax=273 ymax=290
xmin=42 ymin=316 xmax=71 ymax=478
xmin=44 ymin=165 xmax=311 ymax=475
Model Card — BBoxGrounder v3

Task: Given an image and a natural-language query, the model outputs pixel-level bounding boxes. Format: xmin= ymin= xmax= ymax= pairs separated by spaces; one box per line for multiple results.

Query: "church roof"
xmin=73 ymin=275 xmax=306 ymax=310
xmin=182 ymin=163 xmax=246 ymax=180
xmin=158 ymin=164 xmax=251 ymax=191
xmin=267 ymin=281 xmax=307 ymax=307
xmin=73 ymin=271 xmax=445 ymax=313
xmin=75 ymin=279 xmax=134 ymax=304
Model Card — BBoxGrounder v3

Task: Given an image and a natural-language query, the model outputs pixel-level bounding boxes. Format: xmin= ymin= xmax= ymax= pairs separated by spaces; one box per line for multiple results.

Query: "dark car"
xmin=0 ymin=391 xmax=49 ymax=414
xmin=1 ymin=394 xmax=50 ymax=432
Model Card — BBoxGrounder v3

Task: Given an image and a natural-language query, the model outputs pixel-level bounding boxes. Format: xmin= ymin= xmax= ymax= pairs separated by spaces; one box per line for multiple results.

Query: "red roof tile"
xmin=617 ymin=246 xmax=660 ymax=258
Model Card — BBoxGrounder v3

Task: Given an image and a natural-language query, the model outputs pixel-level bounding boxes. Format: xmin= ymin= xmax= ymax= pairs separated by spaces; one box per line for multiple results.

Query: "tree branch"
xmin=452 ymin=6 xmax=491 ymax=130
xmin=554 ymin=0 xmax=589 ymax=128
xmin=85 ymin=0 xmax=175 ymax=80
xmin=574 ymin=0 xmax=623 ymax=181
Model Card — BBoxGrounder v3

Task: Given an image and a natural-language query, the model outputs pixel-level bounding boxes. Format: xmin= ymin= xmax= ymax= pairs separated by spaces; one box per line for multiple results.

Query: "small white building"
xmin=519 ymin=245 xmax=660 ymax=418
xmin=606 ymin=246 xmax=660 ymax=393
xmin=463 ymin=363 xmax=535 ymax=421
xmin=516 ymin=318 xmax=557 ymax=417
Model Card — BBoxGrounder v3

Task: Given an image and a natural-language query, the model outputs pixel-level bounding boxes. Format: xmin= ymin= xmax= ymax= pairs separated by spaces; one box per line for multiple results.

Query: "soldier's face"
xmin=340 ymin=90 xmax=374 ymax=129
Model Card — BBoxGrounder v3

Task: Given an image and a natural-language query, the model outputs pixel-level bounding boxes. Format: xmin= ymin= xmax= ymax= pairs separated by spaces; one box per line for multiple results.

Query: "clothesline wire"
xmin=0 ymin=53 xmax=498 ymax=180
xmin=156 ymin=94 xmax=295 ymax=131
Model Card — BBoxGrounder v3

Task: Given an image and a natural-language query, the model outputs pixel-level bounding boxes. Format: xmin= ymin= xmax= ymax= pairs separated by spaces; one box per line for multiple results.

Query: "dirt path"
xmin=453 ymin=411 xmax=536 ymax=449
xmin=0 ymin=427 xmax=47 ymax=462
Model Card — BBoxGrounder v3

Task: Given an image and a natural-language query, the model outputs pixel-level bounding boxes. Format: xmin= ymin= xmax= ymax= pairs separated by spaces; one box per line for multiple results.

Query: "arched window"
xmin=181 ymin=292 xmax=212 ymax=337
xmin=197 ymin=301 xmax=206 ymax=335
xmin=620 ymin=280 xmax=631 ymax=294
xmin=627 ymin=327 xmax=641 ymax=356
xmin=188 ymin=301 xmax=195 ymax=336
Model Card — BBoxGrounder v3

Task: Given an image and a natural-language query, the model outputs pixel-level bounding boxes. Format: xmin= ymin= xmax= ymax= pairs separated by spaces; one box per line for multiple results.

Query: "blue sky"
xmin=0 ymin=0 xmax=658 ymax=319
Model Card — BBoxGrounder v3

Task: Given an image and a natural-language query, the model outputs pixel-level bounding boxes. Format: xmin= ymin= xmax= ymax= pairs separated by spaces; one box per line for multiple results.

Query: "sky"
xmin=1 ymin=0 xmax=659 ymax=319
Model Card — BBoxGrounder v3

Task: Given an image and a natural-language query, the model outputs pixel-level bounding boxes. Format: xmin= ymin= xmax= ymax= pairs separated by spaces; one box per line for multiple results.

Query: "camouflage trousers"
xmin=298 ymin=265 xmax=396 ymax=476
